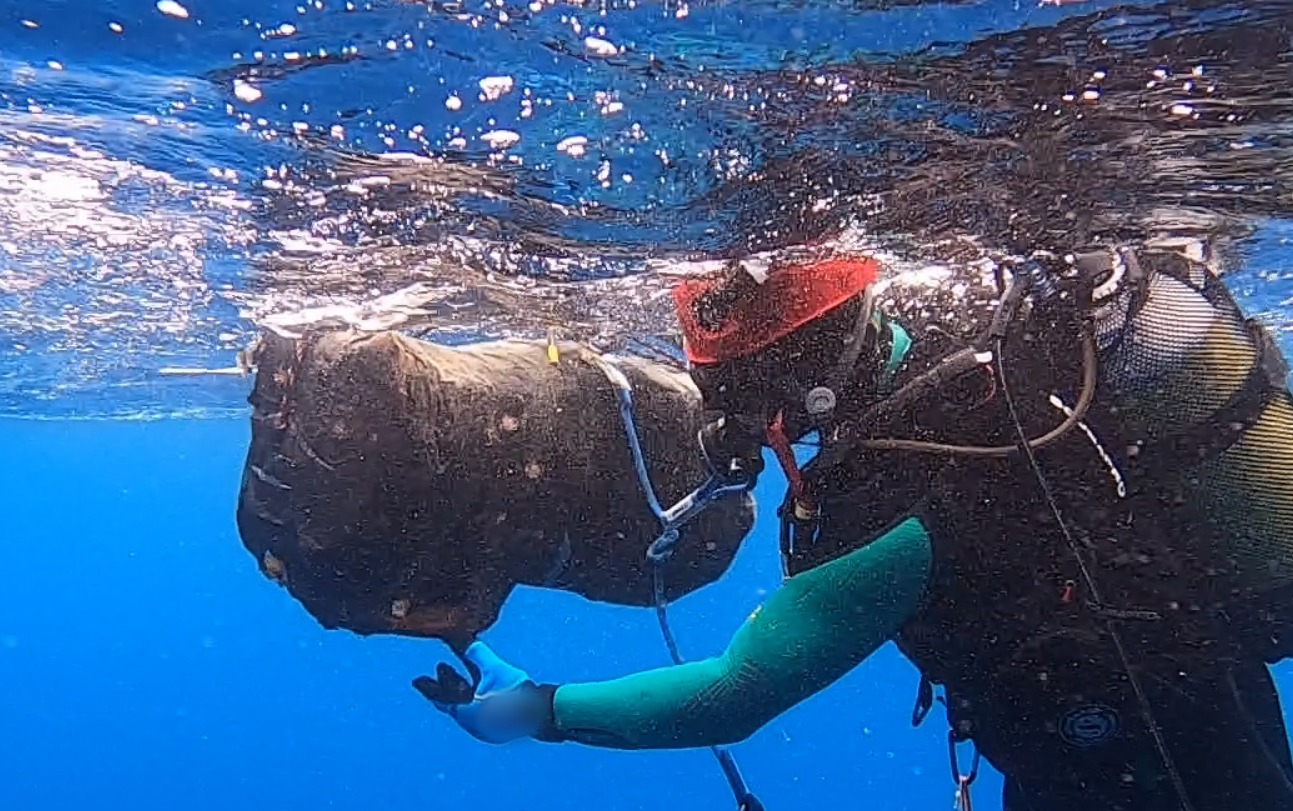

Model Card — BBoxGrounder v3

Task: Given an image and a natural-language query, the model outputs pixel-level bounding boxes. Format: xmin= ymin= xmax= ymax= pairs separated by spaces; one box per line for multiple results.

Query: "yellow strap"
xmin=546 ymin=326 xmax=560 ymax=365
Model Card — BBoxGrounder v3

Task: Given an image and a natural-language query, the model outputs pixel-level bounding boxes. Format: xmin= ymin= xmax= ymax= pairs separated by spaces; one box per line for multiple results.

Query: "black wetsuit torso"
xmin=784 ymin=250 xmax=1293 ymax=811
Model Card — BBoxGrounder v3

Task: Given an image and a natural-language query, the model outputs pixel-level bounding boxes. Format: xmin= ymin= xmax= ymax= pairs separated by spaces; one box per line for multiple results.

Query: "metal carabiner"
xmin=948 ymin=731 xmax=981 ymax=811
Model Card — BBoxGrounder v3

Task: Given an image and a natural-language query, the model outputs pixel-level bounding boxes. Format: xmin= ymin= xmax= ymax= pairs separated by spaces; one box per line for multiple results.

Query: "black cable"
xmin=994 ymin=333 xmax=1197 ymax=811
xmin=1225 ymin=669 xmax=1293 ymax=799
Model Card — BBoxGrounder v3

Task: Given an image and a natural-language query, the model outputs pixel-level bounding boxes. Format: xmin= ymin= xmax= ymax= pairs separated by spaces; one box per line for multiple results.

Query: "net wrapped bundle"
xmin=236 ymin=328 xmax=755 ymax=646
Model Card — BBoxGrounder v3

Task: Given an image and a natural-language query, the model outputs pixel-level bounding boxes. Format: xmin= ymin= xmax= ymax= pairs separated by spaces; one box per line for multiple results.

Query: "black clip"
xmin=777 ymin=492 xmax=821 ymax=569
xmin=911 ymin=675 xmax=935 ymax=727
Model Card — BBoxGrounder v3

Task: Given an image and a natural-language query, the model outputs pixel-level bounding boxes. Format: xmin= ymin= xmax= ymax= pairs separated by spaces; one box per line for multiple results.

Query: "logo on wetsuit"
xmin=1059 ymin=705 xmax=1120 ymax=747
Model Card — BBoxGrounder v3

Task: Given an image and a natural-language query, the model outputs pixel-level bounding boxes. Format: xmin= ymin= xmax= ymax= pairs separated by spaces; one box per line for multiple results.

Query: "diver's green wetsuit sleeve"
xmin=550 ymin=517 xmax=933 ymax=749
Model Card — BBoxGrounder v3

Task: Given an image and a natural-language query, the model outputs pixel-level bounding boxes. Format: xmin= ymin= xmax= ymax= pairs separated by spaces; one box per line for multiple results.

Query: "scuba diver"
xmin=413 ymin=246 xmax=1293 ymax=811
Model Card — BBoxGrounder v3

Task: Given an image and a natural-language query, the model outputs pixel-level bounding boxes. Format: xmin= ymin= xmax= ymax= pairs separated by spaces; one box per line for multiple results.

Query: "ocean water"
xmin=2 ymin=0 xmax=1292 ymax=809
xmin=4 ymin=420 xmax=977 ymax=811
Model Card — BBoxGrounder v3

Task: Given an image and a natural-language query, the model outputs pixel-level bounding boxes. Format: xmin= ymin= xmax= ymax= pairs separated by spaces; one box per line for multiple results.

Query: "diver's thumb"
xmin=462 ymin=641 xmax=532 ymax=695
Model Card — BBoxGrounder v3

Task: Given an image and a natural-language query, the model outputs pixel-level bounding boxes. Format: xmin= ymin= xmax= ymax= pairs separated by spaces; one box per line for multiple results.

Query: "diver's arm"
xmin=547 ymin=517 xmax=933 ymax=749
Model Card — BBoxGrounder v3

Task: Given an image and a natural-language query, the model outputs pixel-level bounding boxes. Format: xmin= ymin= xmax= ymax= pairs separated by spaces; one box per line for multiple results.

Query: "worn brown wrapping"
xmin=235 ymin=328 xmax=755 ymax=646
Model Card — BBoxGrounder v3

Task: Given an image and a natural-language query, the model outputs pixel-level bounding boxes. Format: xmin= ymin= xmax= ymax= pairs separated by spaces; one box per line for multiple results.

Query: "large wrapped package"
xmin=236 ymin=329 xmax=755 ymax=646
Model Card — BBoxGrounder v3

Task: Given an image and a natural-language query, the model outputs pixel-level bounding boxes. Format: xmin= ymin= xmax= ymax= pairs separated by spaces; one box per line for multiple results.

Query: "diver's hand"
xmin=413 ymin=641 xmax=558 ymax=744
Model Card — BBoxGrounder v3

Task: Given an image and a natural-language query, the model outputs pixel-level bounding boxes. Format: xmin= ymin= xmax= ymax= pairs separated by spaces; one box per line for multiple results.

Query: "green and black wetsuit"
xmin=554 ymin=516 xmax=933 ymax=748
xmin=546 ymin=249 xmax=1293 ymax=811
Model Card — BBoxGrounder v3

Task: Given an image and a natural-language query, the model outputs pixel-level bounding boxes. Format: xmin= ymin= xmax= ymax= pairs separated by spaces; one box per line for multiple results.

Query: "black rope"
xmin=1225 ymin=669 xmax=1293 ymax=799
xmin=994 ymin=332 xmax=1196 ymax=811
xmin=651 ymin=559 xmax=764 ymax=811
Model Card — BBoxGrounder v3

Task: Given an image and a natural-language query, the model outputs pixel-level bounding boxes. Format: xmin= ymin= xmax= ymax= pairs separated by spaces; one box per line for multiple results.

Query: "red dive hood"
xmin=671 ymin=257 xmax=881 ymax=365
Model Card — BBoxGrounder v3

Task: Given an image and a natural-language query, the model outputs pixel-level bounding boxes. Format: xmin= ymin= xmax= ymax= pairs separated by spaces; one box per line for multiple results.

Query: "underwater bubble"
xmin=156 ymin=0 xmax=190 ymax=19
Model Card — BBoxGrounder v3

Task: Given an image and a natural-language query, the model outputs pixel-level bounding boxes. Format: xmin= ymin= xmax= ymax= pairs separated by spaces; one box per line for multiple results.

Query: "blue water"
xmin=3 ymin=0 xmax=1293 ymax=809
xmin=3 ymin=420 xmax=992 ymax=811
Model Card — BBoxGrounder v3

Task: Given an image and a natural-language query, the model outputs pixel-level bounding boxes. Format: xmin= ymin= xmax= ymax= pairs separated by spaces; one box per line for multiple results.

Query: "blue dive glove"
xmin=413 ymin=641 xmax=563 ymax=744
